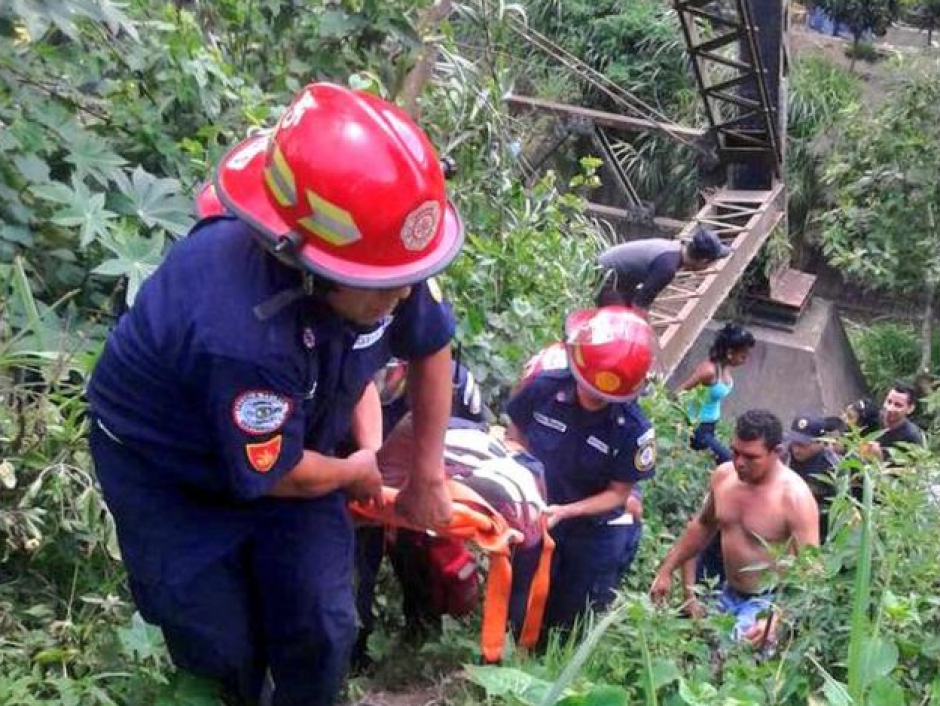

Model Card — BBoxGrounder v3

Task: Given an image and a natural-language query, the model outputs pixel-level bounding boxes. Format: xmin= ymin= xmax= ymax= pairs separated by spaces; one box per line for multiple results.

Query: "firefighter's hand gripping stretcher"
xmin=348 ymin=416 xmax=553 ymax=662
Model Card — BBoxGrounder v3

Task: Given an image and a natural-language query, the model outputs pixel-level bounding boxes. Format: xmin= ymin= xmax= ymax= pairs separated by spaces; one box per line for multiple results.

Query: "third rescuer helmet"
xmin=214 ymin=83 xmax=464 ymax=288
xmin=565 ymin=306 xmax=654 ymax=402
xmin=195 ymin=182 xmax=225 ymax=218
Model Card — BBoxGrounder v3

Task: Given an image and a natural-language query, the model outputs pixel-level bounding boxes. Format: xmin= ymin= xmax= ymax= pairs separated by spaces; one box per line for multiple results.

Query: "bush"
xmin=846 ymin=319 xmax=933 ymax=400
xmin=845 ymin=40 xmax=883 ymax=63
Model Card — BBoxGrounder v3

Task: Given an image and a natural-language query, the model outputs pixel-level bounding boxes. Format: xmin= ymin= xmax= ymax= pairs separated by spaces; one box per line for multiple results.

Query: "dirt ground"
xmin=347 ymin=686 xmax=446 ymax=706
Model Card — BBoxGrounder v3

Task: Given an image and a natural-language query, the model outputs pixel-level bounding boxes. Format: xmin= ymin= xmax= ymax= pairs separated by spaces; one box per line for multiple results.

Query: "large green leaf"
xmin=861 ymin=637 xmax=899 ymax=682
xmin=93 ymin=230 xmax=165 ymax=305
xmin=867 ymin=677 xmax=906 ymax=706
xmin=12 ymin=153 xmax=51 ymax=184
xmin=318 ymin=9 xmax=366 ymax=38
xmin=64 ymin=130 xmax=127 ymax=185
xmin=7 ymin=0 xmax=139 ymax=41
xmin=117 ymin=611 xmax=166 ymax=663
xmin=31 ymin=178 xmax=119 ymax=247
xmin=465 ymin=665 xmax=552 ymax=705
xmin=8 ymin=0 xmax=82 ymax=40
xmin=114 ymin=166 xmax=194 ymax=236
xmin=557 ymin=685 xmax=630 ymax=706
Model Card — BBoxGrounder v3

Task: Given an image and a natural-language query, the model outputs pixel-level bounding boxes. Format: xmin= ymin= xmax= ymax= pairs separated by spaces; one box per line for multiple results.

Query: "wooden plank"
xmin=711 ymin=189 xmax=775 ymax=203
xmin=768 ymin=268 xmax=816 ymax=308
xmin=655 ymin=183 xmax=786 ymax=374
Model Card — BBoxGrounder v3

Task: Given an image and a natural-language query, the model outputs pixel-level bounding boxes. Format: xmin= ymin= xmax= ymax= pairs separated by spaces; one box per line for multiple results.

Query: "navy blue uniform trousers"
xmin=90 ymin=424 xmax=357 ymax=706
xmin=510 ymin=520 xmax=642 ymax=636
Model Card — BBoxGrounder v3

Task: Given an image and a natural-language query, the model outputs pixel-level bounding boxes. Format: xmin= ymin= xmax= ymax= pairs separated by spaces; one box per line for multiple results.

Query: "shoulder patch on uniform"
xmin=633 ymin=434 xmax=656 ymax=473
xmin=233 ymin=391 xmax=293 ymax=435
xmin=586 ymin=435 xmax=610 ymax=455
xmin=637 ymin=428 xmax=655 ymax=446
xmin=534 ymin=412 xmax=567 ymax=433
xmin=246 ymin=435 xmax=282 ymax=474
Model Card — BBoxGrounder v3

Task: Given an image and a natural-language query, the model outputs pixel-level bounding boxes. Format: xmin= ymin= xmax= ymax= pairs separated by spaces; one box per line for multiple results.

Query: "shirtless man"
xmin=650 ymin=410 xmax=819 ymax=647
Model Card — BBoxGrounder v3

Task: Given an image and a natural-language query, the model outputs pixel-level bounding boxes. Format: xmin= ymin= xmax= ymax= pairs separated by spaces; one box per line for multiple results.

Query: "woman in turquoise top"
xmin=677 ymin=323 xmax=755 ymax=463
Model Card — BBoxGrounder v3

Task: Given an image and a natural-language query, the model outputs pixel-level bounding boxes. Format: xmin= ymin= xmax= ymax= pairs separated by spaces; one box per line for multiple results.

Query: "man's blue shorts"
xmin=716 ymin=583 xmax=775 ymax=642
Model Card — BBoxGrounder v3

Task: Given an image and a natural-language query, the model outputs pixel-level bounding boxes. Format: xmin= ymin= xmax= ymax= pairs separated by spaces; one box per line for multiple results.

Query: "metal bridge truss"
xmin=497 ymin=1 xmax=787 ymax=375
xmin=674 ymin=0 xmax=782 ymax=172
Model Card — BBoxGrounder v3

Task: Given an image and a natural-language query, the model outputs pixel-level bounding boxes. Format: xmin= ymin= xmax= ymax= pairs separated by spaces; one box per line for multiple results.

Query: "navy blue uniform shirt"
xmin=506 ymin=369 xmax=655 ymax=523
xmin=88 ymin=216 xmax=455 ymax=502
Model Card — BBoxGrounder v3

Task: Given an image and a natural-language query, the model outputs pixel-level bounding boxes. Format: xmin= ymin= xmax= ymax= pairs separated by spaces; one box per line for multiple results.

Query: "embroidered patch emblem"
xmin=635 ymin=443 xmax=656 ymax=473
xmin=232 ymin=391 xmax=293 ymax=435
xmin=400 ymin=200 xmax=440 ymax=251
xmin=534 ymin=412 xmax=567 ymax=433
xmin=246 ymin=435 xmax=282 ymax=474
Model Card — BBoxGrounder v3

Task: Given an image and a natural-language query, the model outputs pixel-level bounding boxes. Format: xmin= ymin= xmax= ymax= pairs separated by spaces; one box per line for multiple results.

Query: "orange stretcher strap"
xmin=349 ymin=480 xmax=552 ymax=662
xmin=518 ymin=517 xmax=555 ymax=649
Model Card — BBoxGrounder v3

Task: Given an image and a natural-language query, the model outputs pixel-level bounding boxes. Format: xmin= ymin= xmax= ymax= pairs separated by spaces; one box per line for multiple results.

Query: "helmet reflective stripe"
xmin=296 ymin=189 xmax=362 ymax=246
xmin=263 ymin=144 xmax=298 ymax=207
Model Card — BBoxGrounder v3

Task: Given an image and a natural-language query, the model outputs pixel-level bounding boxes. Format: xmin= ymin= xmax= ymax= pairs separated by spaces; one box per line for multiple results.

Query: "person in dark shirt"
xmin=87 ymin=83 xmax=465 ymax=706
xmin=872 ymin=382 xmax=926 ymax=462
xmin=843 ymin=398 xmax=880 ymax=437
xmin=784 ymin=415 xmax=842 ymax=541
xmin=507 ymin=307 xmax=657 ymax=631
xmin=597 ymin=227 xmax=731 ymax=310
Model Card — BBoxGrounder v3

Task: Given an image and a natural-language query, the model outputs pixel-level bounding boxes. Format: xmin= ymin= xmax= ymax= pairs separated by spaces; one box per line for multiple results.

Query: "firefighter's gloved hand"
xmin=395 ymin=475 xmax=453 ymax=528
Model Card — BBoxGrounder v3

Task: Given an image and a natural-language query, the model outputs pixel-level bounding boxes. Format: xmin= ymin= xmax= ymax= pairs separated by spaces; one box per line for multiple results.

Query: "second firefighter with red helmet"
xmin=507 ymin=306 xmax=656 ymax=631
xmin=87 ymin=83 xmax=463 ymax=705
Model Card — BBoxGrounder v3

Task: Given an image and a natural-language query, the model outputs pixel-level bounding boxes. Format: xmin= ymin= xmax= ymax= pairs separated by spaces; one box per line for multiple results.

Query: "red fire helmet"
xmin=195 ymin=182 xmax=225 ymax=218
xmin=564 ymin=306 xmax=654 ymax=403
xmin=214 ymin=83 xmax=464 ymax=288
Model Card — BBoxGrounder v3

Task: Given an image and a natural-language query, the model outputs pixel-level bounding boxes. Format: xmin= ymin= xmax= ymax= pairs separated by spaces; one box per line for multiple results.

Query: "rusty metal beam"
xmin=505 ymin=94 xmax=706 ymax=140
xmin=584 ymin=202 xmax=686 ymax=231
xmin=651 ymin=183 xmax=786 ymax=375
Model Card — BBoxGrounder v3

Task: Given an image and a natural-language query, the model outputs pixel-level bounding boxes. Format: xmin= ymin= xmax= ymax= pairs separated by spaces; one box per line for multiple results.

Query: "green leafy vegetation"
xmin=819 ymin=58 xmax=940 ymax=371
xmin=787 ymin=56 xmax=863 ymax=237
xmin=3 ymin=2 xmax=940 ymax=705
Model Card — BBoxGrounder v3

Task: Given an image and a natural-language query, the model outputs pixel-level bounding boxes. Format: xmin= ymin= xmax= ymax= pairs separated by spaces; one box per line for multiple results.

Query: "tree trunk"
xmin=920 ymin=284 xmax=934 ymax=374
xmin=397 ymin=0 xmax=454 ymax=118
xmin=929 ymin=27 xmax=934 ymax=47
xmin=850 ymin=33 xmax=860 ymax=72
xmin=922 ymin=204 xmax=939 ymax=374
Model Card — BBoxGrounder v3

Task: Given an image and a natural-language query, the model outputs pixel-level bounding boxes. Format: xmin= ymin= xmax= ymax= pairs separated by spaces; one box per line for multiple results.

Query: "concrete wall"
xmin=667 ymin=298 xmax=868 ymax=425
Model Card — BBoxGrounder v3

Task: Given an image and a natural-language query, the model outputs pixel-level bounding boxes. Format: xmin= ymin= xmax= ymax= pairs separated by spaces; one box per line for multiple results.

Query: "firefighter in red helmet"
xmin=507 ymin=307 xmax=657 ymax=631
xmin=87 ymin=83 xmax=464 ymax=705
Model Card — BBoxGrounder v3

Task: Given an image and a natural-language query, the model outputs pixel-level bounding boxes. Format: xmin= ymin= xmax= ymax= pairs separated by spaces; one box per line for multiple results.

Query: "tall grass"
xmin=846 ymin=469 xmax=874 ymax=702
